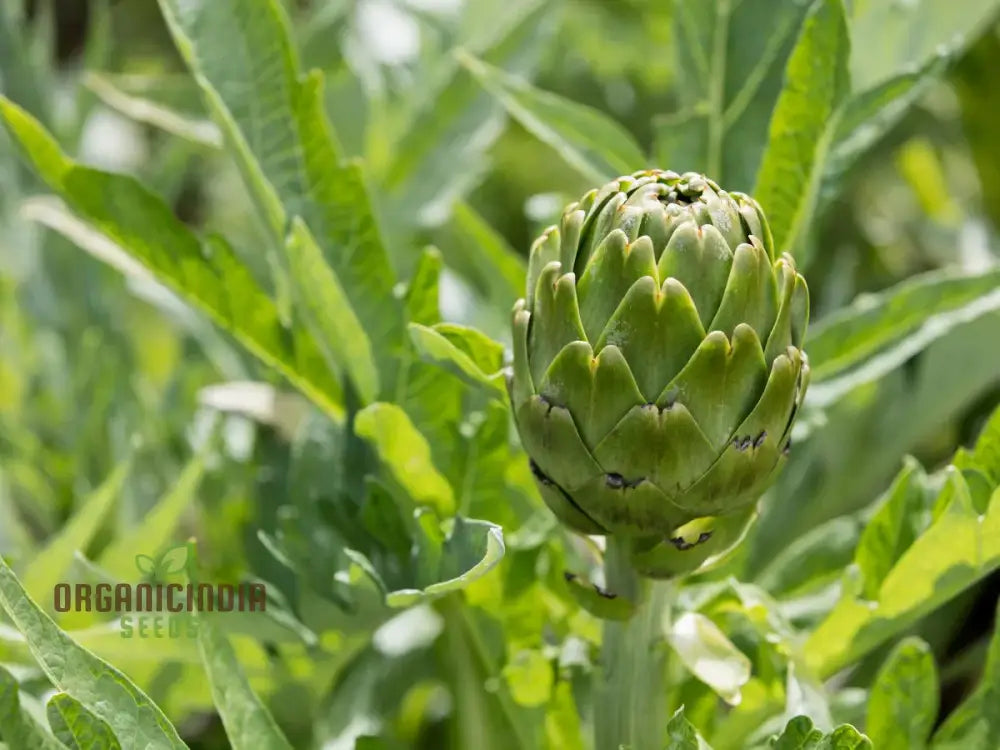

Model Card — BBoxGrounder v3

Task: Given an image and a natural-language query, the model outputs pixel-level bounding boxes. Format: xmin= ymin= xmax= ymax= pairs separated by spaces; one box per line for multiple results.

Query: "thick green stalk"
xmin=594 ymin=537 xmax=674 ymax=750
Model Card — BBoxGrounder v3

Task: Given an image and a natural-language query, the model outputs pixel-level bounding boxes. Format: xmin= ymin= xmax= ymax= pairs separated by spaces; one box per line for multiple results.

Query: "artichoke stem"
xmin=594 ymin=537 xmax=674 ymax=750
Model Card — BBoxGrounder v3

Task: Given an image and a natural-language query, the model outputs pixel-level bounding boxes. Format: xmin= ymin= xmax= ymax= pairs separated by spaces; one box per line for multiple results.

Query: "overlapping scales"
xmin=510 ymin=170 xmax=810 ymax=578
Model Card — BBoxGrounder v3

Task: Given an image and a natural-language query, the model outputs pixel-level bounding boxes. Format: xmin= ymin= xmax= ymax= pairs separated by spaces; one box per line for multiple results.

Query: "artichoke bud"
xmin=510 ymin=170 xmax=810 ymax=578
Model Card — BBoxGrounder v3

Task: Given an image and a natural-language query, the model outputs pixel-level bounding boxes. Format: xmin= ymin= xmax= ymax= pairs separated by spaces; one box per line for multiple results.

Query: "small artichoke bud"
xmin=510 ymin=170 xmax=810 ymax=578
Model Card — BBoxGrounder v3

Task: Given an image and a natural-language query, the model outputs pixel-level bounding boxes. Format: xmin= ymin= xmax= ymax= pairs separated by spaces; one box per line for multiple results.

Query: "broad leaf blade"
xmin=667 ymin=0 xmax=813 ymax=187
xmin=805 ymin=415 xmax=1000 ymax=678
xmin=286 ymin=217 xmax=380 ymax=404
xmin=0 ymin=559 xmax=188 ymax=749
xmin=754 ymin=0 xmax=850 ymax=259
xmin=157 ymin=0 xmax=405 ymax=378
xmin=0 ymin=666 xmax=64 ymax=750
xmin=195 ymin=615 xmax=293 ymax=750
xmin=821 ymin=51 xmax=950 ymax=203
xmin=46 ymin=693 xmax=122 ymax=750
xmin=459 ymin=52 xmax=646 ymax=183
xmin=354 ymin=403 xmax=456 ymax=516
xmin=806 ymin=268 xmax=1000 ymax=382
xmin=0 ymin=97 xmax=344 ymax=420
xmin=866 ymin=638 xmax=938 ymax=750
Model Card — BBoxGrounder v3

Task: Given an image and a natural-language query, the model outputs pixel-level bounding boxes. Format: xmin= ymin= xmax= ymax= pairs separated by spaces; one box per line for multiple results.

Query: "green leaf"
xmin=821 ymin=51 xmax=950 ymax=202
xmin=459 ymin=51 xmax=646 ymax=183
xmin=354 ymin=403 xmax=456 ymax=516
xmin=853 ymin=459 xmax=931 ymax=600
xmin=0 ymin=666 xmax=64 ymax=750
xmin=98 ymin=452 xmax=205 ymax=581
xmin=0 ymin=558 xmax=188 ymax=749
xmin=806 ymin=268 xmax=1000 ymax=382
xmin=770 ymin=716 xmax=871 ymax=749
xmin=381 ymin=0 xmax=553 ymax=224
xmin=754 ymin=515 xmax=864 ymax=597
xmin=407 ymin=323 xmax=506 ymax=395
xmin=397 ymin=517 xmax=505 ymax=605
xmin=46 ymin=693 xmax=121 ymax=750
xmin=286 ymin=217 xmax=379 ymax=404
xmin=866 ymin=638 xmax=938 ymax=750
xmin=848 ymin=0 xmax=1000 ymax=91
xmin=771 ymin=715 xmax=823 ymax=749
xmin=666 ymin=612 xmax=752 ymax=706
xmin=805 ymin=451 xmax=1000 ymax=677
xmin=932 ymin=600 xmax=1000 ymax=748
xmin=195 ymin=614 xmax=293 ymax=750
xmin=0 ymin=96 xmax=344 ymax=420
xmin=664 ymin=706 xmax=711 ymax=750
xmin=667 ymin=0 xmax=813 ymax=186
xmin=754 ymin=0 xmax=850 ymax=259
xmin=20 ymin=461 xmax=130 ymax=606
xmin=405 ymin=248 xmax=443 ymax=327
xmin=156 ymin=0 xmax=404 ymax=376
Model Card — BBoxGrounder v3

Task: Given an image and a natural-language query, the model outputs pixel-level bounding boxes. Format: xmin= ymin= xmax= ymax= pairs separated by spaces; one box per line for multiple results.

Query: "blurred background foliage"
xmin=3 ymin=0 xmax=1000 ymax=748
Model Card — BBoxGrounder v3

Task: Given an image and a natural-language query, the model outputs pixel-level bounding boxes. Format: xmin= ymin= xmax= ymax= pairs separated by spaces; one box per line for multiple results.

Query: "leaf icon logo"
xmin=135 ymin=554 xmax=157 ymax=576
xmin=134 ymin=545 xmax=189 ymax=579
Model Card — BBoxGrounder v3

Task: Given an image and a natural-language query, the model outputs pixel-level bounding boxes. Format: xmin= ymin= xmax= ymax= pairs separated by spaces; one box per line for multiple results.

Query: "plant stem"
xmin=594 ymin=537 xmax=674 ymax=750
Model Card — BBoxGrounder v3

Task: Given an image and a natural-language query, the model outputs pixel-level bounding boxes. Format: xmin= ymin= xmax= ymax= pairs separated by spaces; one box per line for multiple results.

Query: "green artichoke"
xmin=510 ymin=170 xmax=810 ymax=578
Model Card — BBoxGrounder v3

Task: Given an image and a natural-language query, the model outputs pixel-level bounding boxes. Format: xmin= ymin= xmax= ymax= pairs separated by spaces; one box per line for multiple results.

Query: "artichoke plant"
xmin=510 ymin=170 xmax=810 ymax=577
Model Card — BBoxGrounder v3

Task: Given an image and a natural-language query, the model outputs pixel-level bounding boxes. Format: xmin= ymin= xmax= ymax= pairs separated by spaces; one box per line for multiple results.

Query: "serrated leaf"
xmin=19 ymin=461 xmax=130 ymax=607
xmin=866 ymin=638 xmax=938 ymax=750
xmin=853 ymin=460 xmax=931 ymax=600
xmin=459 ymin=51 xmax=646 ymax=183
xmin=806 ymin=268 xmax=1000 ymax=382
xmin=667 ymin=612 xmax=752 ymax=706
xmin=0 ymin=666 xmax=64 ymax=750
xmin=667 ymin=0 xmax=813 ymax=186
xmin=382 ymin=0 xmax=553 ymax=224
xmin=0 ymin=558 xmax=188 ymax=749
xmin=0 ymin=97 xmax=344 ymax=419
xmin=354 ymin=403 xmax=456 ymax=516
xmin=286 ymin=217 xmax=379 ymax=404
xmin=806 ymin=425 xmax=1000 ymax=677
xmin=407 ymin=323 xmax=506 ymax=395
xmin=156 ymin=0 xmax=405 ymax=377
xmin=194 ymin=613 xmax=293 ymax=750
xmin=770 ymin=716 xmax=871 ymax=750
xmin=754 ymin=0 xmax=850 ymax=259
xmin=46 ymin=693 xmax=121 ymax=750
xmin=821 ymin=51 xmax=950 ymax=202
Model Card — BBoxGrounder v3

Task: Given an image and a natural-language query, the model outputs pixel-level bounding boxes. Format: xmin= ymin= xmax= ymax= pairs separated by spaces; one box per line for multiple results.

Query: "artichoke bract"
xmin=510 ymin=170 xmax=810 ymax=578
